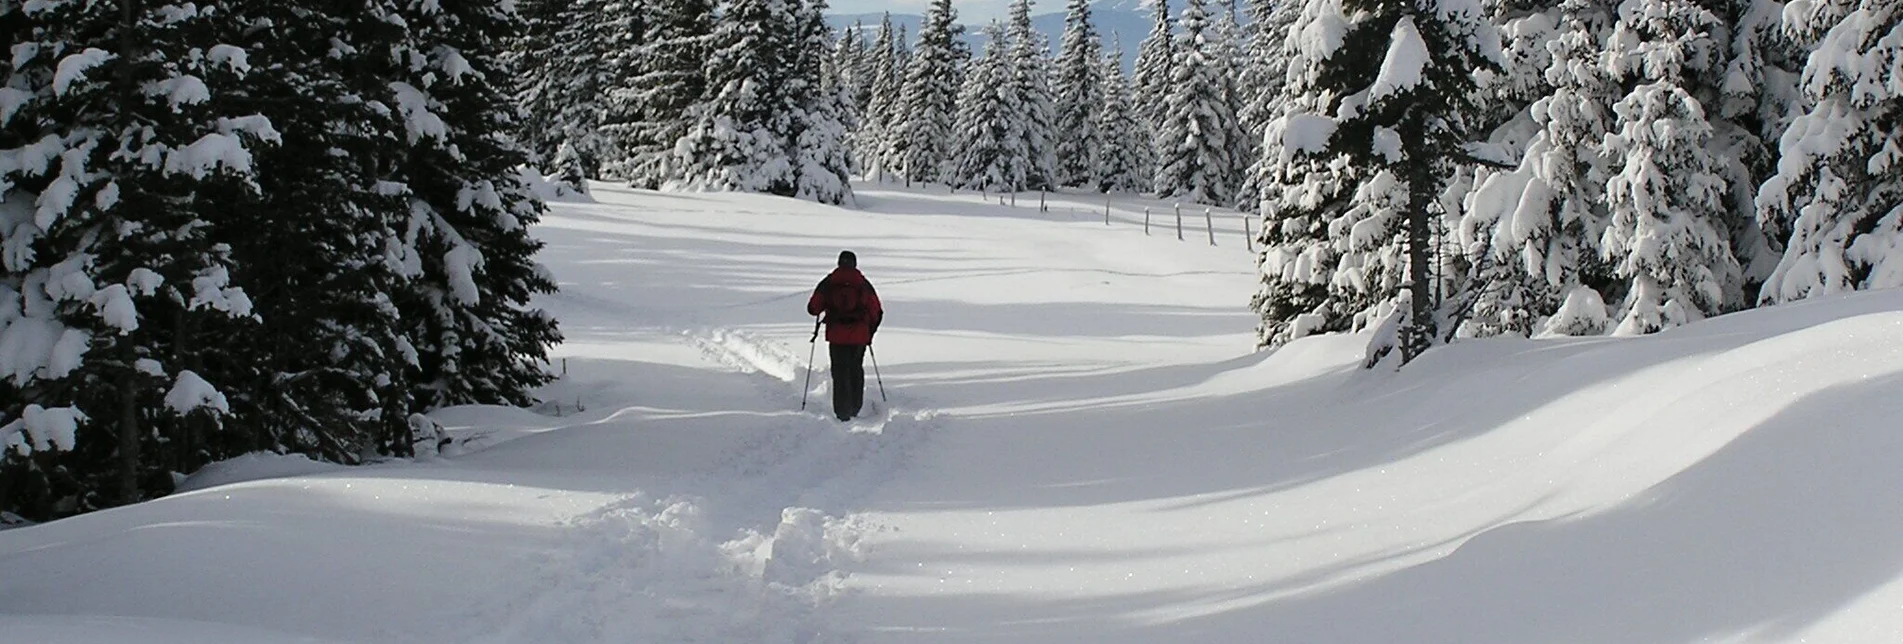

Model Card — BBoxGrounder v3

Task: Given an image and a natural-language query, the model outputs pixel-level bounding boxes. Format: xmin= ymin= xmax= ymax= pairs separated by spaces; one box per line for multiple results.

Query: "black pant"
xmin=829 ymin=343 xmax=867 ymax=419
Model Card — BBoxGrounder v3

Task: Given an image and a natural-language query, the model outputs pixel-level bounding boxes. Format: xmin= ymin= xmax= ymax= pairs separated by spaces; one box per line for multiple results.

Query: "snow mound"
xmin=173 ymin=452 xmax=344 ymax=493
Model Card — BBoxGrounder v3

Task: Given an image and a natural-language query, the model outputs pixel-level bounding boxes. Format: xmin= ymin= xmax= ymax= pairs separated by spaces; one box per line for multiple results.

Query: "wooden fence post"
xmin=1205 ymin=207 xmax=1216 ymax=246
xmin=1174 ymin=203 xmax=1183 ymax=241
xmin=1244 ymin=215 xmax=1254 ymax=252
xmin=1144 ymin=207 xmax=1151 ymax=235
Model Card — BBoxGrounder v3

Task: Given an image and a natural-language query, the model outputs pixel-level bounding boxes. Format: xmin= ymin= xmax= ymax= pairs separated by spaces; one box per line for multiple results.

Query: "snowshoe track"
xmin=471 ymin=325 xmax=939 ymax=644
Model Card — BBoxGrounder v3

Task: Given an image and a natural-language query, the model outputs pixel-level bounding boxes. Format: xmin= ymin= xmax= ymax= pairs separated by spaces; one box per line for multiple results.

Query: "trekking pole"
xmin=800 ymin=316 xmax=821 ymax=410
xmin=869 ymin=345 xmax=888 ymax=402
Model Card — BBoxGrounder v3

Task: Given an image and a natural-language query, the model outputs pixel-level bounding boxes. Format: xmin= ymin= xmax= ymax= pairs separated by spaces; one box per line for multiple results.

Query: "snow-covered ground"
xmin=4 ymin=182 xmax=1902 ymax=643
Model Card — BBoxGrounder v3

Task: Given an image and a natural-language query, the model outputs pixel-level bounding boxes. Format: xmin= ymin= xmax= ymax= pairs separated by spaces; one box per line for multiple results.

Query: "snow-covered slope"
xmin=3 ymin=183 xmax=1901 ymax=643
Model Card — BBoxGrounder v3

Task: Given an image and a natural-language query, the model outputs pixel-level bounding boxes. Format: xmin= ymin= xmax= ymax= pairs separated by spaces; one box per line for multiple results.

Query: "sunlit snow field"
xmin=4 ymin=182 xmax=1901 ymax=643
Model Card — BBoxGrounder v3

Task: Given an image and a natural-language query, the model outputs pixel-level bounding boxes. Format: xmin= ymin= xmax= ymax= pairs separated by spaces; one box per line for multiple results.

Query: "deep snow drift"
xmin=3 ymin=183 xmax=1901 ymax=643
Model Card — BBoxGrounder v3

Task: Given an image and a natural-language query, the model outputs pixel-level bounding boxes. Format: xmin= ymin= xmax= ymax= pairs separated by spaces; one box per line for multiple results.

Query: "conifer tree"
xmin=1153 ymin=0 xmax=1246 ymax=206
xmin=1 ymin=0 xmax=272 ymax=510
xmin=1007 ymin=0 xmax=1059 ymax=191
xmin=215 ymin=1 xmax=423 ymax=466
xmin=668 ymin=0 xmax=801 ymax=193
xmin=789 ymin=0 xmax=857 ymax=204
xmin=1133 ymin=0 xmax=1177 ymax=132
xmin=379 ymin=0 xmax=562 ymax=408
xmin=608 ymin=0 xmax=714 ymax=187
xmin=1458 ymin=0 xmax=1617 ymax=337
xmin=1755 ymin=0 xmax=1903 ymax=302
xmin=1598 ymin=0 xmax=1741 ymax=333
xmin=1237 ymin=0 xmax=1305 ymax=209
xmin=512 ymin=0 xmax=641 ymax=178
xmin=1213 ymin=7 xmax=1256 ymax=207
xmin=1252 ymin=0 xmax=1501 ymax=362
xmin=1095 ymin=39 xmax=1154 ymax=193
xmin=895 ymin=0 xmax=964 ymax=185
xmin=1053 ymin=0 xmax=1107 ymax=187
xmin=948 ymin=22 xmax=1023 ymax=192
xmin=858 ymin=15 xmax=903 ymax=180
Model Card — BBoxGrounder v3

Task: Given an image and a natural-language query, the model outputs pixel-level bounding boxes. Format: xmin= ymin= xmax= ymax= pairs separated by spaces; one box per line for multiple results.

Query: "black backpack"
xmin=824 ymin=279 xmax=871 ymax=325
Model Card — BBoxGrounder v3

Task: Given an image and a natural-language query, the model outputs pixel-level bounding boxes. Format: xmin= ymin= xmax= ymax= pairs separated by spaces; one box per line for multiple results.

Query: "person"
xmin=806 ymin=250 xmax=884 ymax=421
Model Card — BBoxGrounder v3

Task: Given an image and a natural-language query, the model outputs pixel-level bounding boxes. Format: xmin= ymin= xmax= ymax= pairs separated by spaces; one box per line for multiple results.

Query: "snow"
xmin=6 ymin=183 xmax=1903 ymax=642
xmin=173 ymin=452 xmax=344 ymax=494
xmin=207 ymin=44 xmax=250 ymax=73
xmin=1273 ymin=113 xmax=1337 ymax=161
xmin=1368 ymin=17 xmax=1429 ymax=103
xmin=164 ymin=370 xmax=230 ymax=415
xmin=52 ymin=48 xmax=113 ymax=96
xmin=2 ymin=404 xmax=84 ymax=454
xmin=444 ymin=243 xmax=484 ymax=304
xmin=389 ymin=81 xmax=449 ymax=143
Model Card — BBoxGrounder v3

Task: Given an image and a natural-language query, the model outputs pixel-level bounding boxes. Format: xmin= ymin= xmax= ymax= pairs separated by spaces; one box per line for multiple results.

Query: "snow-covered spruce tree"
xmin=1134 ymin=0 xmax=1177 ymax=133
xmin=1755 ymin=0 xmax=1903 ymax=302
xmin=894 ymin=0 xmax=965 ymax=185
xmin=948 ymin=22 xmax=1024 ymax=192
xmin=857 ymin=15 xmax=902 ymax=180
xmin=1454 ymin=0 xmax=1617 ymax=337
xmin=1598 ymin=0 xmax=1741 ymax=334
xmin=788 ymin=0 xmax=856 ymax=204
xmin=1238 ymin=0 xmax=1307 ymax=209
xmin=1053 ymin=0 xmax=1107 ymax=188
xmin=377 ymin=0 xmax=561 ymax=410
xmin=848 ymin=21 xmax=878 ymax=112
xmin=1602 ymin=0 xmax=1794 ymax=309
xmin=664 ymin=0 xmax=852 ymax=204
xmin=1096 ymin=37 xmax=1155 ymax=193
xmin=1153 ymin=0 xmax=1247 ymax=206
xmin=1253 ymin=0 xmax=1501 ymax=362
xmin=0 ymin=0 xmax=270 ymax=514
xmin=668 ymin=0 xmax=800 ymax=193
xmin=1007 ymin=0 xmax=1059 ymax=192
xmin=510 ymin=0 xmax=642 ymax=179
xmin=609 ymin=0 xmax=714 ymax=188
xmin=1213 ymin=7 xmax=1258 ymax=208
xmin=210 ymin=1 xmax=421 ymax=465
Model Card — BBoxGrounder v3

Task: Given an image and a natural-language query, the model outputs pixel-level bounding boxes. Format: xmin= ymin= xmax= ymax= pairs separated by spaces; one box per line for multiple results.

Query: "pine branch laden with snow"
xmin=1756 ymin=0 xmax=1903 ymax=303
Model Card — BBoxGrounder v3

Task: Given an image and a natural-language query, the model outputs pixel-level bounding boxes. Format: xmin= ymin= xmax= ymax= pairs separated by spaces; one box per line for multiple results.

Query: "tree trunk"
xmin=1402 ymin=170 xmax=1436 ymax=364
xmin=118 ymin=369 xmax=141 ymax=505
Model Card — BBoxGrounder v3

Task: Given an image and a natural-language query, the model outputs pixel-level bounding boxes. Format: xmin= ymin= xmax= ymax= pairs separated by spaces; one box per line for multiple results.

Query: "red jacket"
xmin=807 ymin=268 xmax=883 ymax=345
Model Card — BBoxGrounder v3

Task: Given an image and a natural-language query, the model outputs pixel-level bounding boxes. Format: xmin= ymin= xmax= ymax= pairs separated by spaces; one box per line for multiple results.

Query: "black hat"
xmin=838 ymin=250 xmax=857 ymax=268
